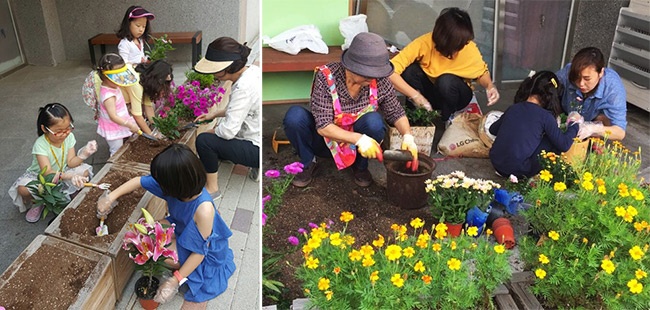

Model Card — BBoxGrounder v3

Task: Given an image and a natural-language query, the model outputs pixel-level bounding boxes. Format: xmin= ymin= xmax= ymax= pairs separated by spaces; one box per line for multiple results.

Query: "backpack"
xmin=81 ymin=70 xmax=102 ymax=122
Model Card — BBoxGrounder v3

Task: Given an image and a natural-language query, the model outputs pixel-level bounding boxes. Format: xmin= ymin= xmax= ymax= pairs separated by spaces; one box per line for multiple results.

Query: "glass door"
xmin=0 ymin=0 xmax=24 ymax=75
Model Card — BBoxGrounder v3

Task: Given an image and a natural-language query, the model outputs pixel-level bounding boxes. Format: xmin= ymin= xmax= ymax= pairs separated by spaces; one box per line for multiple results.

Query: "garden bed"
xmin=108 ymin=127 xmax=196 ymax=170
xmin=0 ymin=235 xmax=115 ymax=310
xmin=45 ymin=163 xmax=150 ymax=300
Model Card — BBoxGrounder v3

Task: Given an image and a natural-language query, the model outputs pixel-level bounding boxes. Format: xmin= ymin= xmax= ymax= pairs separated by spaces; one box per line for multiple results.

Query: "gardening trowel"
xmin=137 ymin=130 xmax=159 ymax=141
xmin=96 ymin=215 xmax=108 ymax=236
xmin=180 ymin=119 xmax=212 ymax=130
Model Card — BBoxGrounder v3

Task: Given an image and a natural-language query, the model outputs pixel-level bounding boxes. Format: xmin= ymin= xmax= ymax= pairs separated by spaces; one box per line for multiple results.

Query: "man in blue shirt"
xmin=556 ymin=47 xmax=627 ymax=141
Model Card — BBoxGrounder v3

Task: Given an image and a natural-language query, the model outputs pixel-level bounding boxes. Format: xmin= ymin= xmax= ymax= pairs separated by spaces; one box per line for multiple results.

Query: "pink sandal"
xmin=25 ymin=205 xmax=45 ymax=223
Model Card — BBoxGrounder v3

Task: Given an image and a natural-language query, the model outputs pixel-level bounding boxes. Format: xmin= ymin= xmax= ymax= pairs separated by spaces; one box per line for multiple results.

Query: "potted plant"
xmin=146 ymin=34 xmax=175 ymax=62
xmin=425 ymin=171 xmax=500 ymax=236
xmin=294 ymin=212 xmax=511 ymax=309
xmin=122 ymin=208 xmax=178 ymax=310
xmin=387 ymin=107 xmax=439 ymax=156
xmin=519 ymin=137 xmax=649 ymax=308
xmin=26 ymin=165 xmax=70 ymax=219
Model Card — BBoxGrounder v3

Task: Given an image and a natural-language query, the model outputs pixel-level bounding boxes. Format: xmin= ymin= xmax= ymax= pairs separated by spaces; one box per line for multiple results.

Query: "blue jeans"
xmin=283 ymin=106 xmax=386 ymax=171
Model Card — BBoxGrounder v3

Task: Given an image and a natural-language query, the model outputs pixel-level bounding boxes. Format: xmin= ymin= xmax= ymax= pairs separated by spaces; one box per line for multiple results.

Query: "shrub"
xmin=405 ymin=107 xmax=439 ymax=127
xmin=146 ymin=34 xmax=175 ymax=62
xmin=26 ymin=166 xmax=70 ymax=218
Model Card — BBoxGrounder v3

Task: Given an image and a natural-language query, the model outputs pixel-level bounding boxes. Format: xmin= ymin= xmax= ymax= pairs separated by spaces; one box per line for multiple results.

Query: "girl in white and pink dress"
xmin=116 ymin=6 xmax=155 ymax=64
xmin=96 ymin=53 xmax=140 ymax=155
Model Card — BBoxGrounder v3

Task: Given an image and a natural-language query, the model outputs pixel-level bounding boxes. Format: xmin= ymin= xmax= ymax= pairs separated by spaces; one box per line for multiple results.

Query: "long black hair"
xmin=37 ymin=103 xmax=73 ymax=136
xmin=135 ymin=60 xmax=173 ymax=102
xmin=514 ymin=70 xmax=564 ymax=117
xmin=116 ymin=5 xmax=152 ymax=41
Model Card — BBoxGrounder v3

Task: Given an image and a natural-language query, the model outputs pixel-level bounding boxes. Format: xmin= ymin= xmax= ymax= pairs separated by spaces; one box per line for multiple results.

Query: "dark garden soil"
xmin=58 ymin=169 xmax=146 ymax=247
xmin=116 ymin=126 xmax=192 ymax=165
xmin=263 ymin=142 xmax=529 ymax=307
xmin=0 ymin=244 xmax=95 ymax=309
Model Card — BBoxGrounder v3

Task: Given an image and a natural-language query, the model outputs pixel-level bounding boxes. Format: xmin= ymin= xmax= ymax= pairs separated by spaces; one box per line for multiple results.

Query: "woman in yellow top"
xmin=389 ymin=7 xmax=500 ymax=121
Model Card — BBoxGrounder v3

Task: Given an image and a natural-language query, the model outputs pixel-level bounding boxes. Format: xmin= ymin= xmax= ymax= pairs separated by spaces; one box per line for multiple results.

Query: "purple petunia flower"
xmin=308 ymin=222 xmax=318 ymax=229
xmin=265 ymin=170 xmax=281 ymax=178
xmin=262 ymin=195 xmax=272 ymax=205
xmin=297 ymin=228 xmax=307 ymax=234
xmin=287 ymin=236 xmax=299 ymax=246
xmin=283 ymin=162 xmax=304 ymax=175
xmin=262 ymin=212 xmax=267 ymax=226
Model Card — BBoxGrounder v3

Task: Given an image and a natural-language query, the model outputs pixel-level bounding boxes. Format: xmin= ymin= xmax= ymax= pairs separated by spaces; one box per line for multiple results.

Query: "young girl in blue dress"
xmin=8 ymin=103 xmax=95 ymax=222
xmin=489 ymin=71 xmax=582 ymax=177
xmin=97 ymin=144 xmax=235 ymax=307
xmin=116 ymin=5 xmax=155 ymax=64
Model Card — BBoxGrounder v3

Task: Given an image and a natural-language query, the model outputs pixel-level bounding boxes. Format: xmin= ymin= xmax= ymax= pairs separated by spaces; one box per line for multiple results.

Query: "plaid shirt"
xmin=310 ymin=62 xmax=405 ymax=129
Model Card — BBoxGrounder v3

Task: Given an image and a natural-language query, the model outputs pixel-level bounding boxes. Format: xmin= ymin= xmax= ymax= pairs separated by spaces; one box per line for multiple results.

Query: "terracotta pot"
xmin=492 ymin=219 xmax=516 ymax=249
xmin=139 ymin=298 xmax=159 ymax=310
xmin=446 ymin=222 xmax=463 ymax=237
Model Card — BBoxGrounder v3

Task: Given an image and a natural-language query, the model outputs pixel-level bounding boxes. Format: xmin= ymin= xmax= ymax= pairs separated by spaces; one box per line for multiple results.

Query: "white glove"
xmin=153 ymin=276 xmax=180 ymax=303
xmin=78 ymin=140 xmax=98 ymax=160
xmin=567 ymin=112 xmax=584 ymax=125
xmin=578 ymin=122 xmax=604 ymax=140
xmin=355 ymin=134 xmax=383 ymax=160
xmin=70 ymin=174 xmax=88 ymax=188
xmin=97 ymin=190 xmax=118 ymax=217
xmin=487 ymin=87 xmax=500 ymax=106
xmin=409 ymin=92 xmax=433 ymax=111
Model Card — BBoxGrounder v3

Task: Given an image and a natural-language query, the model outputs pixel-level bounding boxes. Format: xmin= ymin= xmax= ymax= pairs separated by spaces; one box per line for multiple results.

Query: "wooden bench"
xmin=88 ymin=31 xmax=203 ymax=67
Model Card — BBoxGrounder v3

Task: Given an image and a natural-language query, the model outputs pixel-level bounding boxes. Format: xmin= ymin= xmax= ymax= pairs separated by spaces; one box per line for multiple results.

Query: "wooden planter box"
xmin=387 ymin=125 xmax=436 ymax=156
xmin=108 ymin=127 xmax=197 ymax=170
xmin=45 ymin=163 xmax=152 ymax=301
xmin=0 ymin=235 xmax=116 ymax=309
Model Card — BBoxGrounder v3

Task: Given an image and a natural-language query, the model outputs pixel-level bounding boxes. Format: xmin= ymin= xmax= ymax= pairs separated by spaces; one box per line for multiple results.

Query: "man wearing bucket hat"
xmin=284 ymin=32 xmax=418 ymax=188
xmin=193 ymin=37 xmax=260 ymax=202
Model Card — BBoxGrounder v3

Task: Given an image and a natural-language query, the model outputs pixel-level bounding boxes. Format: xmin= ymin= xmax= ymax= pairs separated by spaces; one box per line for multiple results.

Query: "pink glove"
xmin=78 ymin=140 xmax=97 ymax=160
xmin=153 ymin=276 xmax=180 ymax=303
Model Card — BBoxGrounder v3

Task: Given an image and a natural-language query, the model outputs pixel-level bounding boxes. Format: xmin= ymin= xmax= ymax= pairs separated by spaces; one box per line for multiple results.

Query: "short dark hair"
xmin=37 ymin=103 xmax=73 ymax=136
xmin=209 ymin=37 xmax=251 ymax=74
xmin=136 ymin=60 xmax=173 ymax=102
xmin=514 ymin=71 xmax=564 ymax=117
xmin=569 ymin=47 xmax=605 ymax=85
xmin=432 ymin=7 xmax=474 ymax=59
xmin=151 ymin=144 xmax=206 ymax=199
xmin=116 ymin=5 xmax=152 ymax=41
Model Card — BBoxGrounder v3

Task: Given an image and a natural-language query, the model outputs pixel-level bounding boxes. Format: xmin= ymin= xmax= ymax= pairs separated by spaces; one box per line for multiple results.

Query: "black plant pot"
xmin=135 ymin=276 xmax=160 ymax=299
xmin=486 ymin=201 xmax=508 ymax=227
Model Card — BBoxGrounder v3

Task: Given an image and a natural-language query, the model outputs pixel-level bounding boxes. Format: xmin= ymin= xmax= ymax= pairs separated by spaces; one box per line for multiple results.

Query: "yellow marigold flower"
xmin=390 ymin=223 xmax=400 ymax=231
xmin=403 ymin=246 xmax=415 ymax=258
xmin=398 ymin=225 xmax=408 ymax=235
xmin=595 ymin=178 xmax=605 ymax=186
xmin=307 ymin=237 xmax=322 ymax=250
xmin=597 ymin=185 xmax=607 ymax=195
xmin=535 ymin=268 xmax=547 ymax=279
xmin=583 ymin=172 xmax=593 ymax=182
xmin=627 ymin=279 xmax=643 ymax=294
xmin=434 ymin=229 xmax=447 ymax=240
xmin=450 ymin=241 xmax=457 ymax=250
xmin=340 ymin=211 xmax=354 ymax=223
xmin=422 ymin=275 xmax=432 ymax=284
xmin=385 ymin=244 xmax=403 ymax=261
xmin=447 ymin=258 xmax=461 ymax=271
xmin=539 ymin=254 xmax=550 ymax=264
xmin=414 ymin=260 xmax=426 ymax=273
xmin=623 ymin=213 xmax=635 ymax=223
xmin=391 ymin=273 xmax=405 ymax=287
xmin=615 ymin=206 xmax=626 ymax=217
xmin=348 ymin=249 xmax=362 ymax=262
xmin=601 ymin=259 xmax=616 ymax=274
xmin=494 ymin=244 xmax=505 ymax=254
xmin=486 ymin=228 xmax=493 ymax=236
xmin=362 ymin=256 xmax=375 ymax=267
xmin=398 ymin=232 xmax=408 ymax=242
xmin=318 ymin=277 xmax=330 ymax=291
xmin=325 ymin=290 xmax=333 ymax=300
xmin=540 ymin=170 xmax=553 ymax=182
xmin=548 ymin=230 xmax=560 ymax=241
xmin=630 ymin=246 xmax=645 ymax=261
xmin=360 ymin=244 xmax=375 ymax=257
xmin=305 ymin=256 xmax=319 ymax=269
xmin=370 ymin=270 xmax=379 ymax=283
xmin=372 ymin=234 xmax=385 ymax=248
xmin=333 ymin=266 xmax=341 ymax=275
xmin=581 ymin=180 xmax=594 ymax=191
xmin=302 ymin=245 xmax=313 ymax=256
xmin=435 ymin=222 xmax=448 ymax=232
xmin=626 ymin=206 xmax=638 ymax=217
xmin=582 ymin=237 xmax=588 ymax=244
xmin=432 ymin=243 xmax=442 ymax=252
xmin=618 ymin=183 xmax=630 ymax=197
xmin=467 ymin=226 xmax=479 ymax=237
xmin=410 ymin=217 xmax=424 ymax=229
xmin=634 ymin=222 xmax=644 ymax=232
xmin=553 ymin=182 xmax=567 ymax=192
xmin=415 ymin=236 xmax=429 ymax=249
xmin=329 ymin=233 xmax=342 ymax=246
xmin=343 ymin=235 xmax=355 ymax=246
xmin=630 ymin=188 xmax=645 ymax=201
xmin=636 ymin=269 xmax=647 ymax=280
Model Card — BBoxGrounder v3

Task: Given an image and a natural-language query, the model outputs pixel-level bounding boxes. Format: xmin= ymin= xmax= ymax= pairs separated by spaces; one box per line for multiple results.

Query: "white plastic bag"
xmin=339 ymin=14 xmax=368 ymax=50
xmin=262 ymin=25 xmax=329 ymax=55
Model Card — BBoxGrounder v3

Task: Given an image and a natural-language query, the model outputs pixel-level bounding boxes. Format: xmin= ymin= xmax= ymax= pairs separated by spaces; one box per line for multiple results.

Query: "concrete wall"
xmin=567 ymin=0 xmax=629 ymax=63
xmin=11 ymin=0 xmax=258 ymax=65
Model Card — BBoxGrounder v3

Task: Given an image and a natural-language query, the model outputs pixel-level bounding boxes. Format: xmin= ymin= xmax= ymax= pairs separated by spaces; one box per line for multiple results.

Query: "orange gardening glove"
xmin=401 ymin=134 xmax=418 ymax=172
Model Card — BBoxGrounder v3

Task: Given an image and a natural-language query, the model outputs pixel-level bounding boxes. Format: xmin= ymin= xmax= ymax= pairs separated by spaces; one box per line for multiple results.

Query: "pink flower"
xmin=288 ymin=236 xmax=299 ymax=246
xmin=297 ymin=228 xmax=307 ymax=234
xmin=262 ymin=212 xmax=267 ymax=226
xmin=309 ymin=222 xmax=318 ymax=229
xmin=191 ymin=80 xmax=200 ymax=87
xmin=284 ymin=162 xmax=304 ymax=175
xmin=262 ymin=195 xmax=272 ymax=207
xmin=265 ymin=170 xmax=281 ymax=178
